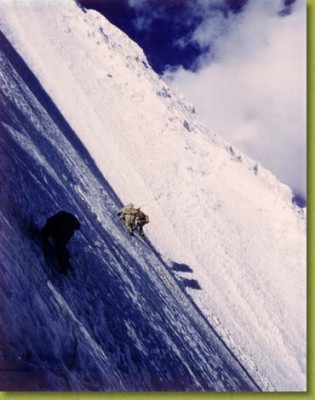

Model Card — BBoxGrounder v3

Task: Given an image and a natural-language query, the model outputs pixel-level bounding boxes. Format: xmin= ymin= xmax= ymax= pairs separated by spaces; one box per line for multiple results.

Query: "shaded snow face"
xmin=0 ymin=0 xmax=306 ymax=392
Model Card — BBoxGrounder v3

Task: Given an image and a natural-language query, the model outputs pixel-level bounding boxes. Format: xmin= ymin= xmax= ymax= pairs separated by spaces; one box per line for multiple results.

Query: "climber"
xmin=117 ymin=203 xmax=136 ymax=234
xmin=134 ymin=208 xmax=149 ymax=237
xmin=40 ymin=210 xmax=81 ymax=275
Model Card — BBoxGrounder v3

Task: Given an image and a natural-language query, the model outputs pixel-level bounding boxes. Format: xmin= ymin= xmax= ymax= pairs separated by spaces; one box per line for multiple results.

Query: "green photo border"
xmin=0 ymin=0 xmax=313 ymax=399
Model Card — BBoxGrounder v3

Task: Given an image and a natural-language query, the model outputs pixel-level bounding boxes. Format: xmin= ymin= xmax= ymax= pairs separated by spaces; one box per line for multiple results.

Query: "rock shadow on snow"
xmin=171 ymin=262 xmax=193 ymax=273
xmin=180 ymin=278 xmax=202 ymax=290
xmin=170 ymin=262 xmax=201 ymax=290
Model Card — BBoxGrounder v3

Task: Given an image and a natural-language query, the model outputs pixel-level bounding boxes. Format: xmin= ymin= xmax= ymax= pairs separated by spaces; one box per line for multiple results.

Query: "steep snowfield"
xmin=0 ymin=0 xmax=306 ymax=391
xmin=0 ymin=27 xmax=258 ymax=391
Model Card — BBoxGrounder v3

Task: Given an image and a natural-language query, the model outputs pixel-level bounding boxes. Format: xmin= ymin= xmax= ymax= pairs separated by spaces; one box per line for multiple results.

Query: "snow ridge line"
xmin=93 ymin=214 xmax=261 ymax=390
xmin=132 ymin=237 xmax=261 ymax=391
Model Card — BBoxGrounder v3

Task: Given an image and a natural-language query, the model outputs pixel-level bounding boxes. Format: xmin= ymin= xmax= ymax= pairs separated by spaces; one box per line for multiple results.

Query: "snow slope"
xmin=0 ymin=27 xmax=259 ymax=391
xmin=0 ymin=0 xmax=306 ymax=391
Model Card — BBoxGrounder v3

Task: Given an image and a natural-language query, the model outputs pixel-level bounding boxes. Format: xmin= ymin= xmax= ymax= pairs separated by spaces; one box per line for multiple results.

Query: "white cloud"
xmin=164 ymin=0 xmax=306 ymax=198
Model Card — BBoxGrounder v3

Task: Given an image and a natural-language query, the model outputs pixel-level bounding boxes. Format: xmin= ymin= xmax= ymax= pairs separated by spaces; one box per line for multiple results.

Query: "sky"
xmin=79 ymin=0 xmax=306 ymax=204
